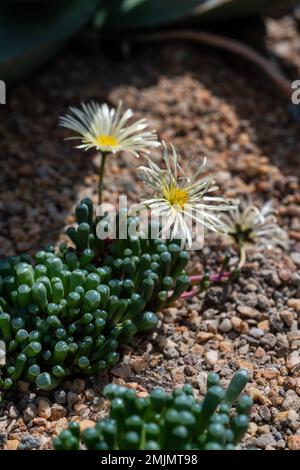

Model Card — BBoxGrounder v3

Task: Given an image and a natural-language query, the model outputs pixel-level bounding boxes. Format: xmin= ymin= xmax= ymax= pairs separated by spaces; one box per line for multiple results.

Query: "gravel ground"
xmin=0 ymin=15 xmax=300 ymax=450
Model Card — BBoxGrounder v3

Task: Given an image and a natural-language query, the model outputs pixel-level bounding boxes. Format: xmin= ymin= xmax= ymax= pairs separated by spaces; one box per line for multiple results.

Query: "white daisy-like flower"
xmin=137 ymin=144 xmax=234 ymax=248
xmin=59 ymin=101 xmax=160 ymax=157
xmin=220 ymin=201 xmax=288 ymax=266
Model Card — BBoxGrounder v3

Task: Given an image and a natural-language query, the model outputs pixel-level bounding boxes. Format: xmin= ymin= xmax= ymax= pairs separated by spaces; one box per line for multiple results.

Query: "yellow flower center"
xmin=164 ymin=186 xmax=189 ymax=209
xmin=95 ymin=135 xmax=118 ymax=147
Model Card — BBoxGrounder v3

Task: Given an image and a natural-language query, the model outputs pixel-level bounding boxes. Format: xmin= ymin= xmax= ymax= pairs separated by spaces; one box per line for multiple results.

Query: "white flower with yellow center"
xmin=59 ymin=101 xmax=160 ymax=157
xmin=220 ymin=201 xmax=288 ymax=266
xmin=60 ymin=101 xmax=160 ymax=204
xmin=138 ymin=144 xmax=234 ymax=248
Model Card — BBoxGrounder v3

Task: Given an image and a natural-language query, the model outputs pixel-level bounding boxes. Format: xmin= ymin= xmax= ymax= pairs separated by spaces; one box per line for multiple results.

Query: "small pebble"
xmin=67 ymin=391 xmax=78 ymax=409
xmin=50 ymin=404 xmax=67 ymax=421
xmin=282 ymin=390 xmax=300 ymax=412
xmin=18 ymin=432 xmax=41 ymax=450
xmin=53 ymin=390 xmax=67 ymax=405
xmin=37 ymin=399 xmax=51 ymax=420
xmin=0 ymin=433 xmax=7 ymax=446
xmin=206 ymin=350 xmax=219 ymax=365
xmin=23 ymin=404 xmax=37 ymax=422
xmin=218 ymin=318 xmax=232 ymax=333
xmin=8 ymin=405 xmax=19 ymax=419
xmin=249 ymin=327 xmax=264 ymax=339
xmin=291 ymin=252 xmax=300 ymax=266
xmin=288 ymin=435 xmax=300 ymax=450
xmin=280 ymin=310 xmax=294 ymax=328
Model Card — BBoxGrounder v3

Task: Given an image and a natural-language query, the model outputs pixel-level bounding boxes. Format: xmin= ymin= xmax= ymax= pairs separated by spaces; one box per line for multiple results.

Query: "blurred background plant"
xmin=94 ymin=0 xmax=297 ymax=31
xmin=1 ymin=0 xmax=298 ymax=82
xmin=0 ymin=0 xmax=99 ymax=81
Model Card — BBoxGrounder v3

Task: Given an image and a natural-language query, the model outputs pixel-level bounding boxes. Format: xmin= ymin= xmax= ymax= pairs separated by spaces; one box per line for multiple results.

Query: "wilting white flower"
xmin=137 ymin=144 xmax=234 ymax=248
xmin=220 ymin=201 xmax=288 ymax=265
xmin=59 ymin=101 xmax=160 ymax=157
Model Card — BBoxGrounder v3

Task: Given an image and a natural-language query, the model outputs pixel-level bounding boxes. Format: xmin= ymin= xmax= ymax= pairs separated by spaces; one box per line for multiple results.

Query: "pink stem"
xmin=180 ymin=271 xmax=231 ymax=299
xmin=189 ymin=271 xmax=230 ymax=284
xmin=181 ymin=287 xmax=199 ymax=299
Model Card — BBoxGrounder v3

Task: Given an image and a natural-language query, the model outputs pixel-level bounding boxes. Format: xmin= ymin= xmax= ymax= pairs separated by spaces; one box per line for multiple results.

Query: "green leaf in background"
xmin=94 ymin=0 xmax=205 ymax=30
xmin=94 ymin=0 xmax=297 ymax=31
xmin=190 ymin=0 xmax=297 ymax=24
xmin=0 ymin=0 xmax=100 ymax=82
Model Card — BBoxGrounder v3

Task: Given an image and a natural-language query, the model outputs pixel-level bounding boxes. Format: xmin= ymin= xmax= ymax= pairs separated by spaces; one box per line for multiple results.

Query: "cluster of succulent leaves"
xmin=63 ymin=198 xmax=191 ymax=315
xmin=54 ymin=369 xmax=251 ymax=450
xmin=0 ymin=198 xmax=190 ymax=394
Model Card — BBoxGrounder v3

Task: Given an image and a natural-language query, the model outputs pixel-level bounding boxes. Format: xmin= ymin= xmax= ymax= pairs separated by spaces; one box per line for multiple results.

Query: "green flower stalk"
xmin=98 ymin=152 xmax=107 ymax=206
xmin=53 ymin=369 xmax=251 ymax=450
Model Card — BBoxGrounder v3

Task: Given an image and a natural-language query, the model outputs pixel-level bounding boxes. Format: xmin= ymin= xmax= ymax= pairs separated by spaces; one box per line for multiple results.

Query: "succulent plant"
xmin=0 ymin=252 xmax=117 ymax=392
xmin=53 ymin=369 xmax=251 ymax=450
xmin=0 ymin=200 xmax=190 ymax=394
xmin=64 ymin=197 xmax=190 ymax=311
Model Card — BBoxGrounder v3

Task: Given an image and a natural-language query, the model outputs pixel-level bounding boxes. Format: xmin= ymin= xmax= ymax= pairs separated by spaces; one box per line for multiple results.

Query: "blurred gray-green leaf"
xmin=0 ymin=0 xmax=100 ymax=82
xmin=94 ymin=0 xmax=297 ymax=31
